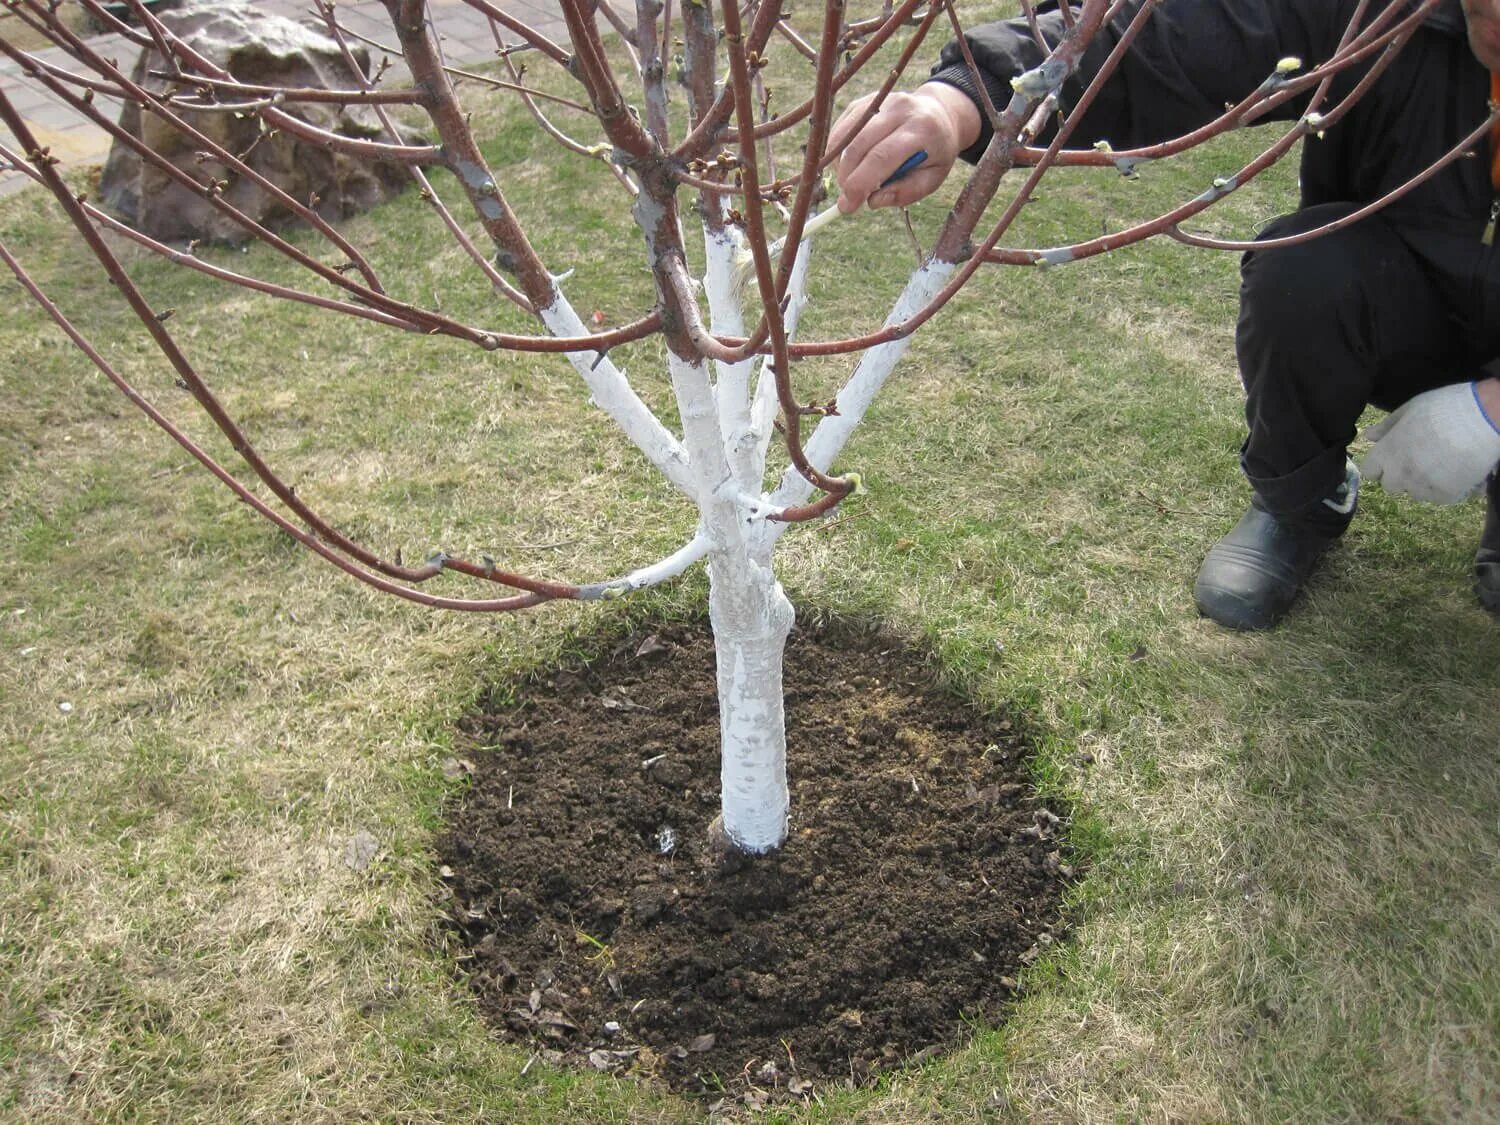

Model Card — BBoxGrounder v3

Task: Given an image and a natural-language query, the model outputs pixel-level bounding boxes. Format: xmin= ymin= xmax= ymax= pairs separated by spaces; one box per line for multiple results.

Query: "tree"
xmin=0 ymin=0 xmax=1467 ymax=855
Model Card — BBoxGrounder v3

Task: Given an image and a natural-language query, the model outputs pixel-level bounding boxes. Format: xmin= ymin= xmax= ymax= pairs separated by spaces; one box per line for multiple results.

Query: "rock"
xmin=343 ymin=830 xmax=379 ymax=871
xmin=634 ymin=633 xmax=670 ymax=658
xmin=98 ymin=0 xmax=421 ymax=243
xmin=90 ymin=1 xmax=181 ymax=31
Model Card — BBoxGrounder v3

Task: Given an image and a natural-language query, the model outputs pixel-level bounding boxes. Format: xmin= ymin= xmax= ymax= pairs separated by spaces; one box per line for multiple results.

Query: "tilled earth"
xmin=438 ymin=618 xmax=1072 ymax=1108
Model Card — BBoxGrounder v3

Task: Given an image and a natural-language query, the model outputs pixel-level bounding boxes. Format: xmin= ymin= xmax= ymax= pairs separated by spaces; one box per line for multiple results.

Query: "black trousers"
xmin=1236 ymin=202 xmax=1500 ymax=522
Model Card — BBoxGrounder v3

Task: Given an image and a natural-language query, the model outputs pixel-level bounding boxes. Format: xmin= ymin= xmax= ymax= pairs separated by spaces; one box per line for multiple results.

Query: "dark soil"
xmin=438 ymin=618 xmax=1073 ymax=1107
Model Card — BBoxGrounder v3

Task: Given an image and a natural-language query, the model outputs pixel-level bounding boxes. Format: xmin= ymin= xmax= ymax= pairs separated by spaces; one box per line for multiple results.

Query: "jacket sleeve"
xmin=928 ymin=0 xmax=1367 ymax=164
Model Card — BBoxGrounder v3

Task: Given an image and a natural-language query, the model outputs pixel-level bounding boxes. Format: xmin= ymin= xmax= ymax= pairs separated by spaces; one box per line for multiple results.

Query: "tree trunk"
xmin=707 ymin=542 xmax=795 ymax=855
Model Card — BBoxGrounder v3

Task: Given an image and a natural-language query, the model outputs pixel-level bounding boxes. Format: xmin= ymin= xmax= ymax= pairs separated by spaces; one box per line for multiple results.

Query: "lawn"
xmin=2 ymin=6 xmax=1498 ymax=1121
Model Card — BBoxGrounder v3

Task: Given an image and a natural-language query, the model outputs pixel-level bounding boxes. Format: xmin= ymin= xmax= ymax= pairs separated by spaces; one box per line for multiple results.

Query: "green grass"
xmin=3 ymin=7 xmax=1499 ymax=1122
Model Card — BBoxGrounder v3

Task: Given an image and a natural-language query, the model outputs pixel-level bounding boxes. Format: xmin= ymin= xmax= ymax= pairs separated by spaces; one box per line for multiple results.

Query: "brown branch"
xmin=636 ymin=0 xmax=672 ymax=146
xmin=669 ymin=0 xmax=791 ymax=157
xmin=943 ymin=0 xmax=1003 ymax=131
xmin=1018 ymin=0 xmax=1048 ymax=51
xmin=1166 ymin=108 xmax=1497 ymax=253
xmin=437 ymin=64 xmax=593 ymax=112
xmin=711 ymin=0 xmax=930 ymax=149
xmin=481 ymin=20 xmax=637 ymax=197
xmin=312 ymin=0 xmax=534 ymax=314
xmin=0 ymin=95 xmax=573 ymax=605
xmin=150 ymin=71 xmax=431 ymax=106
xmin=668 ymin=0 xmax=943 ymax=200
xmin=982 ymin=1 xmax=1430 ymax=267
xmin=681 ymin=0 xmax=728 ymax=227
xmin=455 ymin=0 xmax=574 ymax=66
xmin=1010 ymin=0 xmax=1431 ymax=171
xmin=723 ymin=0 xmax=850 ymax=502
xmin=0 ymin=238 xmax=546 ymax=611
xmin=558 ymin=0 xmax=654 ymax=162
xmin=772 ymin=14 xmax=819 ymax=61
xmin=796 ymin=0 xmax=946 ymax=185
xmin=383 ymin=0 xmax=555 ymax=309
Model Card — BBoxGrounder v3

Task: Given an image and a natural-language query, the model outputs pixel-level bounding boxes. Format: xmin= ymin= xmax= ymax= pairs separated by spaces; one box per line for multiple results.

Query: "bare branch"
xmin=311 ymin=0 xmax=534 ymax=314
xmin=0 ymin=238 xmax=558 ymax=611
xmin=456 ymin=0 xmax=575 ymax=66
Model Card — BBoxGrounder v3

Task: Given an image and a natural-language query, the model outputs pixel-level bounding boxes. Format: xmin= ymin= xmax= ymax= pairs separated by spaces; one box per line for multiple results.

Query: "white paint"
xmin=582 ymin=532 xmax=708 ymax=598
xmin=665 ymin=343 xmax=792 ymax=851
xmin=708 ymin=550 xmax=794 ymax=853
xmin=703 ymin=223 xmax=760 ymax=490
xmin=538 ymin=289 xmax=696 ymax=498
xmin=667 ymin=350 xmax=736 ymax=513
xmin=763 ymin=260 xmax=955 ymax=547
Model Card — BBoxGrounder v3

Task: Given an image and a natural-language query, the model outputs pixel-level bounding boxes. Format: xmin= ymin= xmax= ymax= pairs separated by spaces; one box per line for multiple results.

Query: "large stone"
xmin=98 ymin=0 xmax=421 ymax=243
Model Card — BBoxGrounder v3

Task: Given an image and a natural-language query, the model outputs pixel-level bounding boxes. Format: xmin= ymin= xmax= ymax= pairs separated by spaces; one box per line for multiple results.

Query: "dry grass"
xmin=3 ymin=5 xmax=1499 ymax=1122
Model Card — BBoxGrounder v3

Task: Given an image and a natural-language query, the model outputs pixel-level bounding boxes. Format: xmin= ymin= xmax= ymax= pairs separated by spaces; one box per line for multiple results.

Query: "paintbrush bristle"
xmin=730 ymin=205 xmax=846 ymax=306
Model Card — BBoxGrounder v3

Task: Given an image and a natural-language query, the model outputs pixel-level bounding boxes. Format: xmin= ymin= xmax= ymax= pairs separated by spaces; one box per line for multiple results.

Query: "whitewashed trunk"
xmin=665 ymin=340 xmax=795 ymax=855
xmin=548 ymin=223 xmax=942 ymax=856
xmin=707 ymin=540 xmax=795 ymax=854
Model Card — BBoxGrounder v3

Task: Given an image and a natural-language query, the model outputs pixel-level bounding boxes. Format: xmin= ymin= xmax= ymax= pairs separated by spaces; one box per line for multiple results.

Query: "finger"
xmin=834 ymin=114 xmax=900 ymax=216
xmin=1360 ymin=412 xmax=1399 ymax=443
xmin=865 ymin=164 xmax=950 ymax=210
xmin=833 ymin=99 xmax=904 ymax=210
xmin=826 ymin=95 xmax=879 ymax=168
xmin=838 ymin=130 xmax=927 ymax=213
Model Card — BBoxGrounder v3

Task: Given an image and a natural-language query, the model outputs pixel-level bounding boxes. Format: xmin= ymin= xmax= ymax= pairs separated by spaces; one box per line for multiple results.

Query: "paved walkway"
xmin=0 ymin=0 xmax=568 ymax=198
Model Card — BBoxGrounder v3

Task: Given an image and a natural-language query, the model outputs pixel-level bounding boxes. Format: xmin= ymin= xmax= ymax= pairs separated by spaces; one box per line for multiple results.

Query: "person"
xmin=830 ymin=0 xmax=1500 ymax=630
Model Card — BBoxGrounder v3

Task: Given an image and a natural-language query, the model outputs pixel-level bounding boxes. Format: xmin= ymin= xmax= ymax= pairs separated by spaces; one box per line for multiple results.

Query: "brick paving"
xmin=0 ymin=0 xmax=569 ymax=198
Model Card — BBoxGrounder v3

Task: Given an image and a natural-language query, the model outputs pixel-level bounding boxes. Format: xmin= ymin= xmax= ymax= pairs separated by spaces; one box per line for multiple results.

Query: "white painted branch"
xmin=762 ymin=260 xmax=955 ymax=547
xmin=578 ymin=530 xmax=709 ymax=598
xmin=538 ymin=287 xmax=696 ymax=498
xmin=703 ymin=223 xmax=760 ymax=490
xmin=667 ymin=349 xmax=739 ymax=518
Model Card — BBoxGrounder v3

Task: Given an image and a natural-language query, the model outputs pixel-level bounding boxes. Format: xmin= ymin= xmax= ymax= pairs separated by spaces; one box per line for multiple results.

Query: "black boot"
xmin=1194 ymin=464 xmax=1357 ymax=631
xmin=1476 ymin=473 xmax=1500 ymax=618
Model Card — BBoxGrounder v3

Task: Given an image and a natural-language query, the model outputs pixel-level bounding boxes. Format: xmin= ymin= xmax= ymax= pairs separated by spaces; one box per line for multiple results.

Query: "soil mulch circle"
xmin=438 ymin=618 xmax=1073 ymax=1108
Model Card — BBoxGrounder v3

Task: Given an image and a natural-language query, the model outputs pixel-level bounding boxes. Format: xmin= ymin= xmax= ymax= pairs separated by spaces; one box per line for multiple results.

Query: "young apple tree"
xmin=0 ymin=0 xmax=1462 ymax=854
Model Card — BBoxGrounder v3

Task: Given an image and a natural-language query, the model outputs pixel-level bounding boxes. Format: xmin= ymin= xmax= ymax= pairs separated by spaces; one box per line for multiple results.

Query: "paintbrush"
xmin=729 ymin=150 xmax=928 ymax=304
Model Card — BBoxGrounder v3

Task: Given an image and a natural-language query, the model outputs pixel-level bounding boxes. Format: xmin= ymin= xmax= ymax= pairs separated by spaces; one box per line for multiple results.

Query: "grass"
xmin=3 ymin=5 xmax=1499 ymax=1122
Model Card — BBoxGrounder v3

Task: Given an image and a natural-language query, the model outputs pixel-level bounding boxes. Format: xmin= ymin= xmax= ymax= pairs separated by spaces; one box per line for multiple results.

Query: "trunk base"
xmin=706 ymin=813 xmax=778 ymax=871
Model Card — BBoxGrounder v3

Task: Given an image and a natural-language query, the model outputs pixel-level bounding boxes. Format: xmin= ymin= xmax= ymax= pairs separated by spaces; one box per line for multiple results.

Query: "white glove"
xmin=1359 ymin=382 xmax=1500 ymax=504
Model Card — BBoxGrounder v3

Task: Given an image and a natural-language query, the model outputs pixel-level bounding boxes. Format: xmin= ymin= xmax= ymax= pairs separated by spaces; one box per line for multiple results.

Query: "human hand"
xmin=830 ymin=83 xmax=982 ymax=214
xmin=1359 ymin=379 xmax=1500 ymax=504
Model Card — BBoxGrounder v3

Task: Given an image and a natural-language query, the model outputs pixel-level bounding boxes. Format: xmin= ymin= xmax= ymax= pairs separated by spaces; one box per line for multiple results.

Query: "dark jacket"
xmin=929 ymin=0 xmax=1493 ymax=235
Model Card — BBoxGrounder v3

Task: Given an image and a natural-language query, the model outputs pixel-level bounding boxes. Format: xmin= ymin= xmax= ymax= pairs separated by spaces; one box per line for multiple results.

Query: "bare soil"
xmin=438 ymin=618 xmax=1073 ymax=1107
